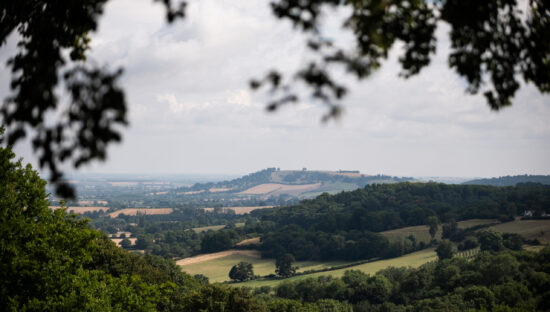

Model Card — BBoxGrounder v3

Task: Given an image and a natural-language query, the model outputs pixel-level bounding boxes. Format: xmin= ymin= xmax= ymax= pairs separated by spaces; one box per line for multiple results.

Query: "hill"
xmin=174 ymin=168 xmax=412 ymax=200
xmin=463 ymin=174 xmax=550 ymax=186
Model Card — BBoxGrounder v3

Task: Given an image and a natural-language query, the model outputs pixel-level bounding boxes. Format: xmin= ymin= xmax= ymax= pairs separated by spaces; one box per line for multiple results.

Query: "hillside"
xmin=463 ymin=174 xmax=550 ymax=186
xmin=174 ymin=168 xmax=412 ymax=200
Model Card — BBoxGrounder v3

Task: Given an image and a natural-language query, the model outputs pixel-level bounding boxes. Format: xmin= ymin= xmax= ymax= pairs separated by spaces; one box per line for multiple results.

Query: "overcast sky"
xmin=5 ymin=0 xmax=550 ymax=178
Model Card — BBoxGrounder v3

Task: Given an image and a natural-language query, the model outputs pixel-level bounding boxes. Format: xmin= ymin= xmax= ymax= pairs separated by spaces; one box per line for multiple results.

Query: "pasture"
xmin=486 ymin=219 xmax=550 ymax=243
xmin=233 ymin=248 xmax=437 ymax=288
xmin=238 ymin=183 xmax=321 ymax=196
xmin=191 ymin=222 xmax=245 ymax=233
xmin=178 ymin=249 xmax=346 ymax=283
xmin=381 ymin=219 xmax=498 ymax=244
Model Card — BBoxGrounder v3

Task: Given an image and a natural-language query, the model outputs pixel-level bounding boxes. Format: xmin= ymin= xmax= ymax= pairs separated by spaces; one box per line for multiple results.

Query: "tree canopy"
xmin=1 ymin=0 xmax=549 ymax=197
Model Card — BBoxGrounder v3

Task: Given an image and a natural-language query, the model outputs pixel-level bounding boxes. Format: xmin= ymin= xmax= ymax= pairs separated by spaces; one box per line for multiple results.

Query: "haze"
xmin=6 ymin=0 xmax=550 ymax=178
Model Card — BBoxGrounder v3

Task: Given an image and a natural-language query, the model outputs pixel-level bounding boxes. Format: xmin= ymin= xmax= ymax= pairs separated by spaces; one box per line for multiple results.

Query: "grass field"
xmin=233 ymin=248 xmax=437 ymax=288
xmin=381 ymin=219 xmax=498 ymax=244
xmin=191 ymin=222 xmax=245 ymax=233
xmin=486 ymin=219 xmax=550 ymax=243
xmin=179 ymin=250 xmax=346 ymax=283
xmin=202 ymin=206 xmax=274 ymax=215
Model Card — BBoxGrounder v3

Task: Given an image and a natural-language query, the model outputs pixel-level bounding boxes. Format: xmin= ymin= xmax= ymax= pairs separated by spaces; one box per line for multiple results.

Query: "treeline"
xmin=255 ymin=183 xmax=550 ymax=260
xmin=464 ymin=174 xmax=550 ymax=186
xmin=263 ymin=247 xmax=550 ymax=311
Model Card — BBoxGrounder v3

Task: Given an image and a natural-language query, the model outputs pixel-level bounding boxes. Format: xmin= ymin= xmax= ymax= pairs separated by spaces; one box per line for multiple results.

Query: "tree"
xmin=478 ymin=229 xmax=504 ymax=252
xmin=229 ymin=261 xmax=254 ymax=282
xmin=436 ymin=239 xmax=456 ymax=260
xmin=426 ymin=216 xmax=440 ymax=240
xmin=1 ymin=1 xmax=548 ymax=197
xmin=276 ymin=253 xmax=298 ymax=278
xmin=120 ymin=238 xmax=132 ymax=249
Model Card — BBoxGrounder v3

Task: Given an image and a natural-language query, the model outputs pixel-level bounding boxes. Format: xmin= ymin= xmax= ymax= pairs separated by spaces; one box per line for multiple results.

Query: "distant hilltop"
xmin=463 ymin=174 xmax=550 ymax=186
xmin=174 ymin=168 xmax=412 ymax=199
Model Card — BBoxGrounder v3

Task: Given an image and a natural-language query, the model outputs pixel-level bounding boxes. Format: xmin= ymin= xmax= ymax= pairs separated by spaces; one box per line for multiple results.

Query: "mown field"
xmin=486 ymin=218 xmax=550 ymax=243
xmin=381 ymin=219 xmax=498 ymax=244
xmin=179 ymin=250 xmax=346 ymax=283
xmin=191 ymin=222 xmax=245 ymax=233
xmin=232 ymin=248 xmax=437 ymax=288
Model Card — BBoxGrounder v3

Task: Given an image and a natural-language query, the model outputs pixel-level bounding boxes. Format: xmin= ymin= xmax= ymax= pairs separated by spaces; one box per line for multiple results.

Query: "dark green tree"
xmin=436 ymin=239 xmax=456 ymax=260
xmin=426 ymin=216 xmax=440 ymax=240
xmin=229 ymin=261 xmax=254 ymax=282
xmin=478 ymin=230 xmax=504 ymax=252
xmin=276 ymin=253 xmax=298 ymax=278
xmin=1 ymin=1 xmax=549 ymax=197
xmin=120 ymin=238 xmax=132 ymax=249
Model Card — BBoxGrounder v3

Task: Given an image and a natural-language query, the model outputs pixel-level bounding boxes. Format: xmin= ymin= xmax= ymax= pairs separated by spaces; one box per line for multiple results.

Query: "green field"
xmin=191 ymin=222 xmax=245 ymax=233
xmin=233 ymin=248 xmax=437 ymax=288
xmin=180 ymin=251 xmax=346 ymax=283
xmin=381 ymin=219 xmax=498 ymax=244
xmin=486 ymin=219 xmax=550 ymax=243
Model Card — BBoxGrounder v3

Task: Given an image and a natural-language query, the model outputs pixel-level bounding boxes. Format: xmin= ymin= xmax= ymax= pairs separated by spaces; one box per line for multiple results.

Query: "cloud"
xmin=2 ymin=0 xmax=549 ymax=177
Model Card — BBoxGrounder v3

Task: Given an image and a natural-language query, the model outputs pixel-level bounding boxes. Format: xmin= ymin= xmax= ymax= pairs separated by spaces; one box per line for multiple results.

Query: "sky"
xmin=4 ymin=0 xmax=550 ymax=178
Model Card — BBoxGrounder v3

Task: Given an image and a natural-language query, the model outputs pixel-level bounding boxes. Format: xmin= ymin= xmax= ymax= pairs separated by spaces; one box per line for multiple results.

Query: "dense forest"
xmin=255 ymin=183 xmax=550 ymax=260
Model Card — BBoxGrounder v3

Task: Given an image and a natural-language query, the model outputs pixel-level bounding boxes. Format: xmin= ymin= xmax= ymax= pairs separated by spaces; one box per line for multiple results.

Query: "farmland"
xmin=108 ymin=208 xmax=173 ymax=218
xmin=49 ymin=206 xmax=110 ymax=213
xmin=238 ymin=183 xmax=321 ymax=196
xmin=202 ymin=206 xmax=273 ymax=215
xmin=381 ymin=219 xmax=498 ymax=244
xmin=191 ymin=222 xmax=245 ymax=233
xmin=178 ymin=249 xmax=347 ymax=283
xmin=232 ymin=248 xmax=437 ymax=288
xmin=486 ymin=218 xmax=550 ymax=243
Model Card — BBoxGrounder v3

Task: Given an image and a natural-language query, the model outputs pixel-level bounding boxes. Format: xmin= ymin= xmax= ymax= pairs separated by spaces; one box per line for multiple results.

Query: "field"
xmin=233 ymin=248 xmax=437 ymax=288
xmin=238 ymin=183 xmax=321 ymax=196
xmin=191 ymin=222 xmax=245 ymax=233
xmin=108 ymin=208 xmax=173 ymax=218
xmin=202 ymin=206 xmax=273 ymax=215
xmin=178 ymin=250 xmax=346 ymax=283
xmin=49 ymin=206 xmax=110 ymax=213
xmin=111 ymin=237 xmax=137 ymax=246
xmin=486 ymin=219 xmax=550 ymax=243
xmin=381 ymin=219 xmax=498 ymax=244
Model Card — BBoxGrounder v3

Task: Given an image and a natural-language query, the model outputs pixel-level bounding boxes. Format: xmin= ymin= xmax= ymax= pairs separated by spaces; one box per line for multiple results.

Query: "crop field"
xmin=238 ymin=183 xmax=321 ymax=196
xmin=486 ymin=219 xmax=550 ymax=243
xmin=178 ymin=250 xmax=346 ymax=283
xmin=108 ymin=208 xmax=173 ymax=218
xmin=191 ymin=222 xmax=245 ymax=233
xmin=381 ymin=219 xmax=498 ymax=244
xmin=233 ymin=248 xmax=437 ymax=288
xmin=202 ymin=206 xmax=273 ymax=215
xmin=49 ymin=206 xmax=110 ymax=213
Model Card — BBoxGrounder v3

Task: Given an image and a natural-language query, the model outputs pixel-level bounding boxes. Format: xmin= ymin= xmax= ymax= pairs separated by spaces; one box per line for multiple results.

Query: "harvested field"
xmin=236 ymin=237 xmax=260 ymax=246
xmin=177 ymin=249 xmax=261 ymax=266
xmin=108 ymin=208 xmax=173 ymax=218
xmin=238 ymin=183 xmax=321 ymax=196
xmin=181 ymin=190 xmax=204 ymax=195
xmin=202 ymin=206 xmax=273 ymax=215
xmin=49 ymin=206 xmax=110 ymax=214
xmin=209 ymin=188 xmax=232 ymax=192
xmin=111 ymin=237 xmax=137 ymax=246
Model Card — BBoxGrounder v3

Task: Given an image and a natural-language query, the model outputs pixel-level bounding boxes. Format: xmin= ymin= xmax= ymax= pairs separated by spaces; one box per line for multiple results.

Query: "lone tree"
xmin=426 ymin=216 xmax=440 ymax=240
xmin=229 ymin=262 xmax=254 ymax=282
xmin=275 ymin=253 xmax=298 ymax=278
xmin=436 ymin=239 xmax=456 ymax=260
xmin=1 ymin=0 xmax=548 ymax=196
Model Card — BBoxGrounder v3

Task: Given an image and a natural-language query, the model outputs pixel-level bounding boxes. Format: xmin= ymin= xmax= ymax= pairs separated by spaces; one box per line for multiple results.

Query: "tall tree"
xmin=276 ymin=253 xmax=298 ymax=278
xmin=229 ymin=261 xmax=255 ymax=282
